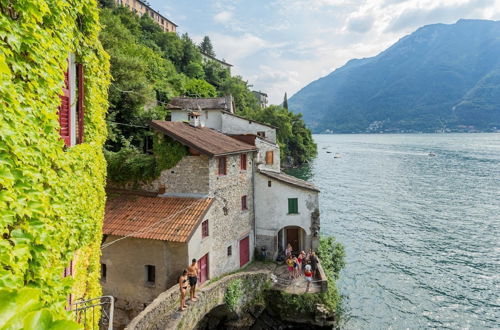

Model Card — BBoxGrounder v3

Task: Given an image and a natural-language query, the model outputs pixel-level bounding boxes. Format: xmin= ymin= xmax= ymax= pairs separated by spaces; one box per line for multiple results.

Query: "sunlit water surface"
xmin=288 ymin=134 xmax=500 ymax=329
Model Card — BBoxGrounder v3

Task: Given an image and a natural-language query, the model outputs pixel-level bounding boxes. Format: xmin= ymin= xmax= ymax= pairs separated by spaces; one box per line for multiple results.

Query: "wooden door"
xmin=198 ymin=253 xmax=209 ymax=284
xmin=286 ymin=228 xmax=299 ymax=252
xmin=239 ymin=236 xmax=250 ymax=267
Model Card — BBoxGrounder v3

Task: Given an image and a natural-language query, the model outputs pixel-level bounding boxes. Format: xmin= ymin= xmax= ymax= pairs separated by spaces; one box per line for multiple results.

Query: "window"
xmin=63 ymin=260 xmax=73 ymax=278
xmin=145 ymin=265 xmax=155 ymax=285
xmin=240 ymin=153 xmax=247 ymax=170
xmin=218 ymin=156 xmax=227 ymax=175
xmin=202 ymin=220 xmax=209 ymax=238
xmin=288 ymin=198 xmax=298 ymax=214
xmin=58 ymin=56 xmax=84 ymax=147
xmin=101 ymin=263 xmax=107 ymax=282
xmin=268 ymin=180 xmax=272 ymax=187
xmin=257 ymin=131 xmax=266 ymax=138
xmin=266 ymin=151 xmax=274 ymax=165
xmin=227 ymin=246 xmax=232 ymax=256
xmin=241 ymin=195 xmax=248 ymax=210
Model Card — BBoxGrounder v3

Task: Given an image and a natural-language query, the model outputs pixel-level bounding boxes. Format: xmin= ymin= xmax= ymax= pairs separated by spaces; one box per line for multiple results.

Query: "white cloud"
xmin=214 ymin=10 xmax=233 ymax=23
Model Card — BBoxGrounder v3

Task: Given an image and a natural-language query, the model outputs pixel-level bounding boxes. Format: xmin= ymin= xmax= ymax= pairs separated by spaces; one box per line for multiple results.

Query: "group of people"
xmin=285 ymin=244 xmax=319 ymax=292
xmin=178 ymin=258 xmax=199 ymax=311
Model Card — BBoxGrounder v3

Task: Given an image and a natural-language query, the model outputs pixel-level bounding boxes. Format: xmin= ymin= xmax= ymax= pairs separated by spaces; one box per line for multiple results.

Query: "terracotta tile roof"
xmin=104 ymin=193 xmax=213 ymax=243
xmin=259 ymin=169 xmax=320 ymax=192
xmin=151 ymin=121 xmax=257 ymax=156
xmin=167 ymin=97 xmax=231 ymax=111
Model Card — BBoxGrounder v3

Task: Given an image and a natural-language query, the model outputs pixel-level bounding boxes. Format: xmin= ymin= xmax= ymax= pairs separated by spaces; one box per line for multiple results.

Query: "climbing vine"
xmin=0 ymin=0 xmax=110 ymax=327
xmin=224 ymin=279 xmax=243 ymax=312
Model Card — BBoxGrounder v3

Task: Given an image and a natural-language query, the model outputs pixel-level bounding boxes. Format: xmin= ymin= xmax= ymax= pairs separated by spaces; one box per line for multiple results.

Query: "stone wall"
xmin=101 ymin=236 xmax=188 ymax=328
xmin=207 ymin=153 xmax=255 ymax=277
xmin=141 ymin=155 xmax=210 ymax=195
xmin=126 ymin=271 xmax=271 ymax=330
xmin=255 ymin=138 xmax=280 ymax=172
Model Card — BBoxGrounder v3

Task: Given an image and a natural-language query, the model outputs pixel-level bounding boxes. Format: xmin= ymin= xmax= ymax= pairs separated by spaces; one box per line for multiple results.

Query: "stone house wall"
xmin=254 ymin=173 xmax=320 ymax=258
xmin=141 ymin=155 xmax=210 ymax=195
xmin=255 ymin=138 xmax=280 ymax=172
xmin=207 ymin=152 xmax=256 ymax=277
xmin=101 ymin=236 xmax=188 ymax=328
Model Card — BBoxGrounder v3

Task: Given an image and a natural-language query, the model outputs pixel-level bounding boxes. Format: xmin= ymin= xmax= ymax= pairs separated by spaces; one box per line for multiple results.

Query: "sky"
xmin=147 ymin=0 xmax=500 ymax=104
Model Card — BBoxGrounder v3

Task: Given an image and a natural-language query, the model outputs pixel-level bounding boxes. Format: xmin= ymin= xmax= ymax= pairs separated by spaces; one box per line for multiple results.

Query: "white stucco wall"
xmin=220 ymin=112 xmax=277 ymax=143
xmin=170 ymin=109 xmax=223 ymax=130
xmin=254 ymin=172 xmax=319 ymax=256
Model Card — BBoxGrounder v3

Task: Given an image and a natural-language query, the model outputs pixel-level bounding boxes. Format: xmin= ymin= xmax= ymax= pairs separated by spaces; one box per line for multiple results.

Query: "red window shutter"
xmin=76 ymin=63 xmax=84 ymax=144
xmin=266 ymin=151 xmax=273 ymax=165
xmin=58 ymin=65 xmax=71 ymax=146
xmin=202 ymin=220 xmax=209 ymax=238
xmin=240 ymin=154 xmax=247 ymax=170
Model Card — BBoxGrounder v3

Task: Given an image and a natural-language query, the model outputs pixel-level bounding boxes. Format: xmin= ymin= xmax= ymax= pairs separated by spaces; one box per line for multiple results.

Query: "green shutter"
xmin=288 ymin=198 xmax=298 ymax=214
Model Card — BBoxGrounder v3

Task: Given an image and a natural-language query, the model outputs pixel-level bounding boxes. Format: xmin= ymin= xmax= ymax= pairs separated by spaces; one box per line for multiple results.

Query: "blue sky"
xmin=147 ymin=0 xmax=500 ymax=104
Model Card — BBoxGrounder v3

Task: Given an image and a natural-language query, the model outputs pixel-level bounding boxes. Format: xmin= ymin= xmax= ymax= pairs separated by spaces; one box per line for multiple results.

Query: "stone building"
xmin=168 ymin=97 xmax=320 ymax=258
xmin=201 ymin=52 xmax=233 ymax=72
xmin=102 ymin=119 xmax=257 ymax=326
xmin=252 ymin=90 xmax=268 ymax=108
xmin=114 ymin=0 xmax=177 ymax=32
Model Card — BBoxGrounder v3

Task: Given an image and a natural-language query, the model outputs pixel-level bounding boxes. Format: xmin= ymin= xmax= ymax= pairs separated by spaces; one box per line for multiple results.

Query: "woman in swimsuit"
xmin=178 ymin=269 xmax=188 ymax=311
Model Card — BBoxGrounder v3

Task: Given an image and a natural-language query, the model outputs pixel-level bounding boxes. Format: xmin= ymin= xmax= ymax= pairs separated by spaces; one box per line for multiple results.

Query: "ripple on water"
xmin=304 ymin=133 xmax=500 ymax=329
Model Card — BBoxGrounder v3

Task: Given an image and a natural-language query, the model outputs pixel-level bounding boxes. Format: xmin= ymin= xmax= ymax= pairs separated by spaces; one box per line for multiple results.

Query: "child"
xmin=286 ymin=255 xmax=294 ymax=279
xmin=304 ymin=262 xmax=313 ymax=292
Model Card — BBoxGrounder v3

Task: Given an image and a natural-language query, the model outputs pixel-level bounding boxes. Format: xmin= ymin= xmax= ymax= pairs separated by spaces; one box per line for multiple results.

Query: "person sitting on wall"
xmin=178 ymin=269 xmax=189 ymax=311
xmin=187 ymin=259 xmax=199 ymax=302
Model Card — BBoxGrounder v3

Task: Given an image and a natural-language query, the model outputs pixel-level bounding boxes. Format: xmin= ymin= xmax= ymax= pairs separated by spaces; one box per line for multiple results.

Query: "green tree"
xmin=183 ymin=79 xmax=217 ymax=97
xmin=199 ymin=36 xmax=216 ymax=56
xmin=283 ymin=92 xmax=288 ymax=109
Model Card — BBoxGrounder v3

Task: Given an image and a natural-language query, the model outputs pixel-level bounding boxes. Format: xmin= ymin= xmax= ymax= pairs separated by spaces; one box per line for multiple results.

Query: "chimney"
xmin=188 ymin=111 xmax=201 ymax=128
xmin=225 ymin=94 xmax=234 ymax=114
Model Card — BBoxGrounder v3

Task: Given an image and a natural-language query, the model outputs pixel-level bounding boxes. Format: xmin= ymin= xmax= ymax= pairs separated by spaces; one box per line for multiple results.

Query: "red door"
xmin=198 ymin=253 xmax=209 ymax=284
xmin=240 ymin=236 xmax=250 ymax=267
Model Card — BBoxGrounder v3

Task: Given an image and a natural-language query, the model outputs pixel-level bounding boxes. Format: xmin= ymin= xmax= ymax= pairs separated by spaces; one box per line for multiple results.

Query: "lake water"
xmin=290 ymin=134 xmax=500 ymax=329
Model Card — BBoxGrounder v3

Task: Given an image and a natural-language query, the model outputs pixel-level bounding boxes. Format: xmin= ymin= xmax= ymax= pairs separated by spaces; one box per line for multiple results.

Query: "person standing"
xmin=304 ymin=262 xmax=313 ymax=292
xmin=286 ymin=243 xmax=293 ymax=257
xmin=286 ymin=255 xmax=294 ymax=280
xmin=187 ymin=258 xmax=199 ymax=302
xmin=178 ymin=269 xmax=188 ymax=311
xmin=310 ymin=251 xmax=319 ymax=278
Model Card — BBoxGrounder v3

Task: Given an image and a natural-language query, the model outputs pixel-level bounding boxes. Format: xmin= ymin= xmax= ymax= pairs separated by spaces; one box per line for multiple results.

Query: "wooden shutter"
xmin=76 ymin=63 xmax=84 ymax=144
xmin=266 ymin=151 xmax=273 ymax=165
xmin=288 ymin=198 xmax=298 ymax=214
xmin=218 ymin=156 xmax=226 ymax=175
xmin=58 ymin=64 xmax=71 ymax=146
xmin=240 ymin=153 xmax=247 ymax=170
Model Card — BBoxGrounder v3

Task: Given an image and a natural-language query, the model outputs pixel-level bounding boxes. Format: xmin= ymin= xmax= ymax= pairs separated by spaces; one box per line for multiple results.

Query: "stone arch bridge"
xmin=126 ymin=270 xmax=271 ymax=330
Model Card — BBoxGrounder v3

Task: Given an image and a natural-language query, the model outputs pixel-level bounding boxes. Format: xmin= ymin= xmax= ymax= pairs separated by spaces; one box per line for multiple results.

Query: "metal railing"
xmin=72 ymin=295 xmax=114 ymax=330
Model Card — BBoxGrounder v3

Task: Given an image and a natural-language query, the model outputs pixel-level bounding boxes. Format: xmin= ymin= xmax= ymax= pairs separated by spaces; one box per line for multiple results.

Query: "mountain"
xmin=288 ymin=19 xmax=500 ymax=133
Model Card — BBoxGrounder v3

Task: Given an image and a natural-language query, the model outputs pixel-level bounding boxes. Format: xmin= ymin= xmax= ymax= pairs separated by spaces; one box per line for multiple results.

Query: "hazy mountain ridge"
xmin=289 ymin=19 xmax=500 ymax=133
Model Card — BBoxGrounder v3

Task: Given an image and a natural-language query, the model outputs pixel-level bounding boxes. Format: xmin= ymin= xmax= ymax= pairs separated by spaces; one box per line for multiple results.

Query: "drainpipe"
xmin=251 ymin=151 xmax=257 ymax=257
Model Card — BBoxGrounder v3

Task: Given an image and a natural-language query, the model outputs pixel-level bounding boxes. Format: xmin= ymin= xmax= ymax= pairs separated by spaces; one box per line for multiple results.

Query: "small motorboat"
xmin=428 ymin=152 xmax=436 ymax=157
xmin=334 ymin=153 xmax=342 ymax=158
xmin=326 ymin=151 xmax=332 ymax=154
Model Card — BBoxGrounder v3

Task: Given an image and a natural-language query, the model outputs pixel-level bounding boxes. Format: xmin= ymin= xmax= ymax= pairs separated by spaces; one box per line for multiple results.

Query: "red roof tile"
xmin=104 ymin=193 xmax=213 ymax=243
xmin=151 ymin=121 xmax=257 ymax=156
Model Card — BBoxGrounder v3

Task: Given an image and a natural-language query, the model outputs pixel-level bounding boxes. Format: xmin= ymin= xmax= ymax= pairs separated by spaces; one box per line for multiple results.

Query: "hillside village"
xmin=0 ymin=1 xmax=339 ymax=329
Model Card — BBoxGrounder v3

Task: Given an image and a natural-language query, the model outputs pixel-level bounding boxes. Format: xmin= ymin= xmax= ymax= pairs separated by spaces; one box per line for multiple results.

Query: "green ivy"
xmin=0 ymin=0 xmax=110 ymax=327
xmin=224 ymin=279 xmax=243 ymax=312
xmin=153 ymin=133 xmax=188 ymax=176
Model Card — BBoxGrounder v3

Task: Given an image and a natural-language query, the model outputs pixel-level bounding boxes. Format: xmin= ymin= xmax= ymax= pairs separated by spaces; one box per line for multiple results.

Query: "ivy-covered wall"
xmin=0 ymin=0 xmax=110 ymax=325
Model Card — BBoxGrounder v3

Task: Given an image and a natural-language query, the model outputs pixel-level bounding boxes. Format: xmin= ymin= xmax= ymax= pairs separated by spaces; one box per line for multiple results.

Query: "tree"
xmin=183 ymin=79 xmax=217 ymax=97
xmin=199 ymin=36 xmax=215 ymax=57
xmin=283 ymin=92 xmax=289 ymax=109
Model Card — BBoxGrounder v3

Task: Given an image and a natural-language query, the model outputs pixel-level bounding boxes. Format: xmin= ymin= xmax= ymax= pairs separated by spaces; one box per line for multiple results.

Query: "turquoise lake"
xmin=289 ymin=133 xmax=500 ymax=329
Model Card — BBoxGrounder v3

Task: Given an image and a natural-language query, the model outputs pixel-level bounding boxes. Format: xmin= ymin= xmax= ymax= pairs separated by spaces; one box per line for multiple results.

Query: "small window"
xmin=145 ymin=265 xmax=155 ymax=285
xmin=202 ymin=220 xmax=209 ymax=238
xmin=227 ymin=246 xmax=232 ymax=256
xmin=240 ymin=153 xmax=247 ymax=170
xmin=266 ymin=151 xmax=274 ymax=165
xmin=218 ymin=156 xmax=227 ymax=176
xmin=241 ymin=195 xmax=248 ymax=210
xmin=288 ymin=198 xmax=298 ymax=214
xmin=257 ymin=131 xmax=266 ymax=138
xmin=268 ymin=180 xmax=272 ymax=187
xmin=101 ymin=263 xmax=107 ymax=282
xmin=223 ymin=207 xmax=228 ymax=216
